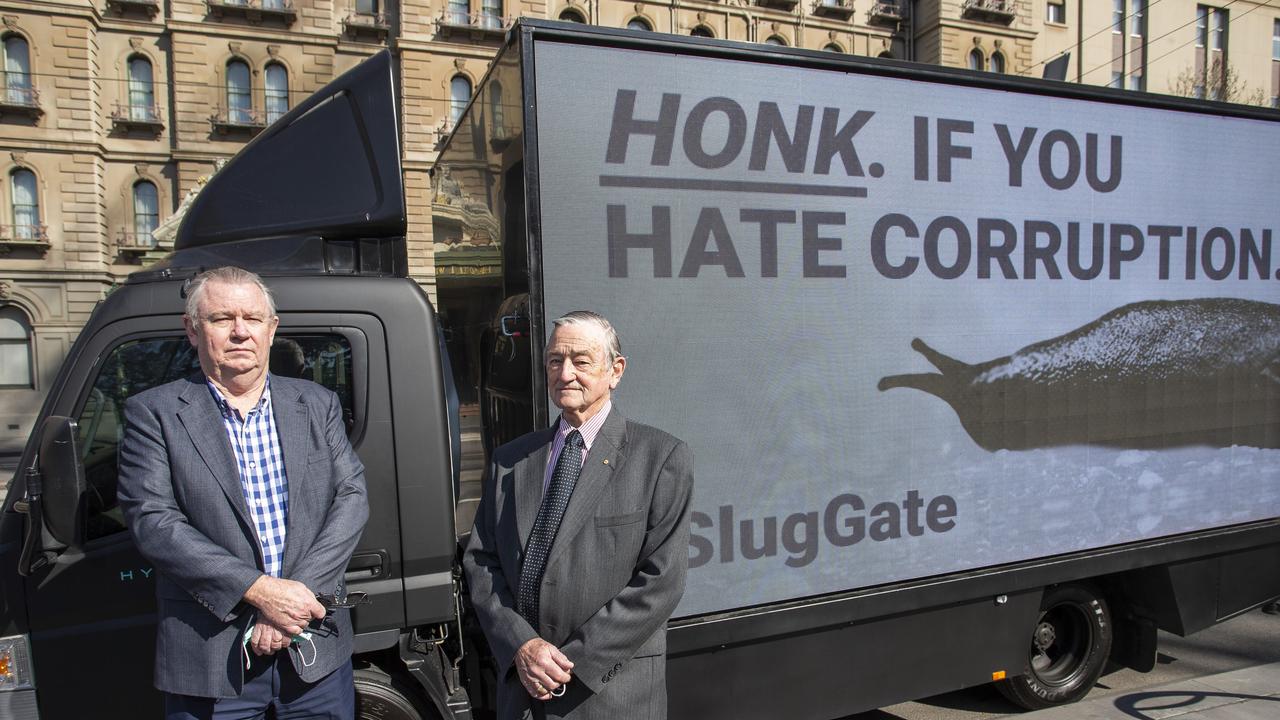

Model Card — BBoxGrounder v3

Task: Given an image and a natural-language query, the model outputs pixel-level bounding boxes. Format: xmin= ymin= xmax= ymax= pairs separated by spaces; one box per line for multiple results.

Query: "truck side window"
xmin=77 ymin=334 xmax=355 ymax=541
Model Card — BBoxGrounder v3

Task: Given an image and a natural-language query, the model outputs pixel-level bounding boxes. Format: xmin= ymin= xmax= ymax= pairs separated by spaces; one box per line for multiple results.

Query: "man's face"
xmin=184 ymin=280 xmax=278 ymax=382
xmin=545 ymin=323 xmax=625 ymax=421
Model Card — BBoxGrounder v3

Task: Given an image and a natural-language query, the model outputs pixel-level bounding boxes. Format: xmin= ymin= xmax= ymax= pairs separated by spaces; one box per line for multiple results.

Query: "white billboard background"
xmin=533 ymin=42 xmax=1280 ymax=617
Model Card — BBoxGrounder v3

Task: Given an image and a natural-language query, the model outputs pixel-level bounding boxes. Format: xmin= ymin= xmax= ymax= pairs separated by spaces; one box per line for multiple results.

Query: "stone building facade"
xmin=0 ymin=0 xmax=1276 ymax=452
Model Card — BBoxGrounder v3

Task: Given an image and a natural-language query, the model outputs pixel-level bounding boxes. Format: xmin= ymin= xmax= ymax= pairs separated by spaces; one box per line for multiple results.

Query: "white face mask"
xmin=241 ymin=623 xmax=316 ymax=669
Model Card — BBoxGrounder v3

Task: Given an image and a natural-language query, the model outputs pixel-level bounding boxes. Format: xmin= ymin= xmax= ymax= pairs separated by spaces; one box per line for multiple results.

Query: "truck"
xmin=3 ymin=19 xmax=1279 ymax=720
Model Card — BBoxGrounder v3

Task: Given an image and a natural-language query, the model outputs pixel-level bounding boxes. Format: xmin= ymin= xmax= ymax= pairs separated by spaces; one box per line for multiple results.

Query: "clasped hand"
xmin=515 ymin=638 xmax=574 ymax=700
xmin=243 ymin=575 xmax=326 ymax=638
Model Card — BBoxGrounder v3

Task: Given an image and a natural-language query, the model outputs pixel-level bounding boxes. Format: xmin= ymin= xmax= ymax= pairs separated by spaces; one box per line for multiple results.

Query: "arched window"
xmin=878 ymin=51 xmax=895 ymax=59
xmin=127 ymin=55 xmax=154 ymax=121
xmin=626 ymin=18 xmax=651 ymax=32
xmin=480 ymin=0 xmax=503 ymax=29
xmin=10 ymin=168 xmax=40 ymax=240
xmin=990 ymin=52 xmax=1006 ymax=73
xmin=449 ymin=75 xmax=471 ymax=125
xmin=0 ymin=306 xmax=33 ymax=389
xmin=489 ymin=80 xmax=504 ymax=128
xmin=691 ymin=26 xmax=714 ymax=38
xmin=133 ymin=180 xmax=159 ymax=245
xmin=764 ymin=35 xmax=787 ymax=46
xmin=824 ymin=43 xmax=844 ymax=53
xmin=447 ymin=0 xmax=468 ymax=25
xmin=265 ymin=63 xmax=289 ymax=124
xmin=355 ymin=0 xmax=378 ymax=13
xmin=558 ymin=8 xmax=585 ymax=22
xmin=3 ymin=35 xmax=33 ymax=106
xmin=968 ymin=48 xmax=984 ymax=71
xmin=226 ymin=60 xmax=252 ymax=124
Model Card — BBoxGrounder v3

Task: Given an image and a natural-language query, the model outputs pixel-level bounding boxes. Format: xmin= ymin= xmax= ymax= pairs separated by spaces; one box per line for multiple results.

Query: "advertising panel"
xmin=533 ymin=41 xmax=1280 ymax=617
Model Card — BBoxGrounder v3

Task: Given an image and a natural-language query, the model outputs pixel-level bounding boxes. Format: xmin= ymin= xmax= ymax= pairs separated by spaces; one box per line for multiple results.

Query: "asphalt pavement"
xmin=1020 ymin=661 xmax=1280 ymax=720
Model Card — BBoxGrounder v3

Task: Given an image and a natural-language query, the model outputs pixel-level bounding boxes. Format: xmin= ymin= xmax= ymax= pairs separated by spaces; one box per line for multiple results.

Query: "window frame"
xmin=264 ymin=62 xmax=289 ymax=124
xmin=968 ymin=48 xmax=984 ymax=71
xmin=226 ymin=59 xmax=252 ymax=124
xmin=1046 ymin=1 xmax=1066 ymax=25
xmin=10 ymin=167 xmax=40 ymax=239
xmin=132 ymin=180 xmax=160 ymax=244
xmin=449 ymin=74 xmax=472 ymax=125
xmin=0 ymin=305 xmax=34 ymax=389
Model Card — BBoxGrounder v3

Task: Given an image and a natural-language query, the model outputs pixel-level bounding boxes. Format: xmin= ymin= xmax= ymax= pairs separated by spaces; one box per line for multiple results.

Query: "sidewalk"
xmin=1021 ymin=662 xmax=1280 ymax=720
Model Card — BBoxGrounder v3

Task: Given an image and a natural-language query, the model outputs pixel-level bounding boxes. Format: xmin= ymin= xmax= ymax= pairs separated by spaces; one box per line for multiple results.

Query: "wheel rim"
xmin=1028 ymin=601 xmax=1094 ymax=688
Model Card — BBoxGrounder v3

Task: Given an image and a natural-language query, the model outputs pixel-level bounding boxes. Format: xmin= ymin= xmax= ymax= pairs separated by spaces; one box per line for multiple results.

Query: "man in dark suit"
xmin=464 ymin=310 xmax=694 ymax=720
xmin=118 ymin=266 xmax=368 ymax=719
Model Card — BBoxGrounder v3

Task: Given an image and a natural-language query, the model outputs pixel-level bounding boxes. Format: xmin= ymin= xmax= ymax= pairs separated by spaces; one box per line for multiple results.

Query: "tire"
xmin=354 ymin=666 xmax=439 ymax=720
xmin=996 ymin=583 xmax=1113 ymax=710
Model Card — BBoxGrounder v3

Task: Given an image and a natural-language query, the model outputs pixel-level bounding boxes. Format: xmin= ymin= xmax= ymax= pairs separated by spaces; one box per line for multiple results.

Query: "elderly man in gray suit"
xmin=464 ymin=310 xmax=694 ymax=720
xmin=118 ymin=266 xmax=369 ymax=719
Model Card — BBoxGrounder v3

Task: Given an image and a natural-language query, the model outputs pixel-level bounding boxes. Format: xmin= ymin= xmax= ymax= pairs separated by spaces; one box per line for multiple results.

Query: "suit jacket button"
xmin=602 ymin=674 xmax=610 ymax=683
xmin=613 ymin=663 xmax=622 ymax=672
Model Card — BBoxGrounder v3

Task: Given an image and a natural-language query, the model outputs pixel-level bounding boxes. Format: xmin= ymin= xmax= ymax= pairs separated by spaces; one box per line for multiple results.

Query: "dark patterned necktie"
xmin=518 ymin=430 xmax=584 ymax=631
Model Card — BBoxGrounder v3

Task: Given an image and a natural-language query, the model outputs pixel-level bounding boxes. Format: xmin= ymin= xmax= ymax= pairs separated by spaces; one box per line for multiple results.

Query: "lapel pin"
xmin=603 ymin=459 xmax=609 ymax=465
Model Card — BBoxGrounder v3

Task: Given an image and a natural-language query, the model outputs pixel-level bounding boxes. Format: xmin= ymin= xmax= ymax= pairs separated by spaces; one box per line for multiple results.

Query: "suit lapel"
xmin=272 ymin=377 xmax=311 ymax=571
xmin=545 ymin=409 xmax=627 ymax=570
xmin=176 ymin=376 xmax=253 ymax=532
xmin=515 ymin=428 xmax=555 ymax=548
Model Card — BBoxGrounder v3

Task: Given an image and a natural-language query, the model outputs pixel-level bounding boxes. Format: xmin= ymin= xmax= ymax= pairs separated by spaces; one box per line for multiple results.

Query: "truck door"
xmin=19 ymin=313 xmax=385 ymax=719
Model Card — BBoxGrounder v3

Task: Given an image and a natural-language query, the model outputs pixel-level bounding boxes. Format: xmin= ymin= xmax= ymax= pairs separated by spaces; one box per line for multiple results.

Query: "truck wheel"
xmin=996 ymin=584 xmax=1112 ymax=710
xmin=355 ymin=666 xmax=438 ymax=720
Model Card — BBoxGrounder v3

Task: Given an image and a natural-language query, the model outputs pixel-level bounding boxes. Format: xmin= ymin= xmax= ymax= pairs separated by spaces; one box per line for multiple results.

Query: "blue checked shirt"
xmin=207 ymin=377 xmax=289 ymax=578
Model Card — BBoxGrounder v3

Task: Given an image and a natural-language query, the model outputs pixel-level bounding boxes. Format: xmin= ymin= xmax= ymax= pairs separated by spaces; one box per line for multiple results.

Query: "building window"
xmin=1211 ymin=7 xmax=1226 ymax=50
xmin=1110 ymin=71 xmax=1123 ymax=88
xmin=626 ymin=18 xmax=651 ymax=31
xmin=1129 ymin=0 xmax=1144 ymax=36
xmin=447 ymin=0 xmax=468 ymax=25
xmin=356 ymin=0 xmax=378 ymax=13
xmin=691 ymin=25 xmax=714 ymax=38
xmin=133 ymin=180 xmax=159 ymax=245
xmin=127 ymin=56 xmax=154 ymax=121
xmin=226 ymin=60 xmax=252 ymax=124
xmin=990 ymin=52 xmax=1005 ymax=73
xmin=265 ymin=63 xmax=288 ymax=124
xmin=824 ymin=43 xmax=844 ymax=53
xmin=1127 ymin=74 xmax=1144 ymax=91
xmin=489 ymin=80 xmax=503 ymax=127
xmin=1046 ymin=1 xmax=1066 ymax=24
xmin=968 ymin=49 xmax=984 ymax=71
xmin=10 ymin=168 xmax=39 ymax=239
xmin=0 ymin=306 xmax=33 ymax=389
xmin=449 ymin=75 xmax=471 ymax=125
xmin=559 ymin=9 xmax=585 ymax=22
xmin=3 ymin=35 xmax=32 ymax=106
xmin=764 ymin=35 xmax=787 ymax=46
xmin=1112 ymin=0 xmax=1123 ymax=33
xmin=480 ymin=0 xmax=502 ymax=29
xmin=1274 ymin=19 xmax=1279 ymax=60
xmin=1195 ymin=6 xmax=1208 ymax=47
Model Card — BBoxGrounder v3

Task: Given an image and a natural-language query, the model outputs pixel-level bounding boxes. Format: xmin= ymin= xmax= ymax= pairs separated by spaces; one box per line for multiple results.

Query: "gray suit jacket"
xmin=463 ymin=407 xmax=694 ymax=720
xmin=118 ymin=373 xmax=368 ymax=698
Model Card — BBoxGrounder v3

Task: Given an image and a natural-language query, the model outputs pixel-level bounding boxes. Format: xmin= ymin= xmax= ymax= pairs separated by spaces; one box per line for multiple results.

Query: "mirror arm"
xmin=16 ymin=464 xmax=51 ymax=577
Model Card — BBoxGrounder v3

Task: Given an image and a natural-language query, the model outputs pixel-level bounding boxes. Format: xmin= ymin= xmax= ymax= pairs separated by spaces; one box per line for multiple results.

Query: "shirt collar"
xmin=205 ymin=374 xmax=273 ymax=420
xmin=556 ymin=400 xmax=612 ymax=453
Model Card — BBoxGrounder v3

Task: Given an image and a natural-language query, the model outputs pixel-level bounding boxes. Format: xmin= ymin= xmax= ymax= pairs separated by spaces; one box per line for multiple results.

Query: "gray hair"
xmin=550 ymin=310 xmax=622 ymax=364
xmin=184 ymin=266 xmax=277 ymax=320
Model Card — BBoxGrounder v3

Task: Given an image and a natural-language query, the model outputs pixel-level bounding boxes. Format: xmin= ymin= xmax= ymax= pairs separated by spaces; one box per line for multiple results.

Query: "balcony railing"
xmin=0 ymin=225 xmax=51 ymax=254
xmin=756 ymin=0 xmax=800 ymax=9
xmin=813 ymin=0 xmax=855 ymax=19
xmin=106 ymin=0 xmax=160 ymax=16
xmin=0 ymin=83 xmax=42 ymax=118
xmin=961 ymin=0 xmax=1016 ymax=23
xmin=117 ymin=228 xmax=161 ymax=255
xmin=207 ymin=0 xmax=297 ymax=24
xmin=210 ymin=106 xmax=267 ymax=134
xmin=343 ymin=10 xmax=392 ymax=37
xmin=868 ymin=0 xmax=904 ymax=23
xmin=111 ymin=103 xmax=165 ymax=132
xmin=437 ymin=10 xmax=514 ymax=38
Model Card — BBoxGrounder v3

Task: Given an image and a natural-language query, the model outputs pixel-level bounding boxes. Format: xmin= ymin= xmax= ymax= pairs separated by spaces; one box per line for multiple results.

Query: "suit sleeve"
xmin=287 ymin=388 xmax=369 ymax=594
xmin=558 ymin=440 xmax=694 ymax=694
xmin=117 ymin=395 xmax=263 ymax=621
xmin=463 ymin=455 xmax=539 ymax=676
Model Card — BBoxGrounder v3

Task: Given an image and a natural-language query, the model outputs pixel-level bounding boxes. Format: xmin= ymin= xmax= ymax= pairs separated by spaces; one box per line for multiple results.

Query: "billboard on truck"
xmin=531 ymin=41 xmax=1280 ymax=617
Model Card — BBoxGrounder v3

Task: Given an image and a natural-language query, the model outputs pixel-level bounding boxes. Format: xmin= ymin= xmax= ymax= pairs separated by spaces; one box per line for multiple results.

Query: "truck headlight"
xmin=0 ymin=635 xmax=35 ymax=691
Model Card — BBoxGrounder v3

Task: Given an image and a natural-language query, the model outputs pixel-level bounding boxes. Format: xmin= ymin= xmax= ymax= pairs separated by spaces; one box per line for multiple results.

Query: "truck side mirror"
xmin=37 ymin=416 xmax=86 ymax=547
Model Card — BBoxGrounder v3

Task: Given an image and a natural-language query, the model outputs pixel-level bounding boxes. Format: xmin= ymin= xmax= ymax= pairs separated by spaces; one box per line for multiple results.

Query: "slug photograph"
xmin=3 ymin=19 xmax=1279 ymax=720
